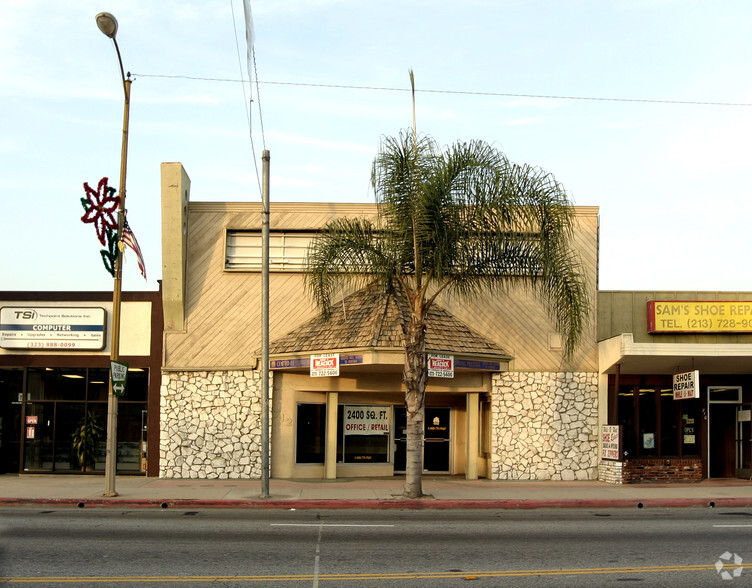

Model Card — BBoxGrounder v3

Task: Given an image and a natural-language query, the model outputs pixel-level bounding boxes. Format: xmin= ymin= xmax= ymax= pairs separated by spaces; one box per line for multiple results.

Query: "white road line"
xmin=312 ymin=522 xmax=322 ymax=588
xmin=713 ymin=524 xmax=752 ymax=528
xmin=272 ymin=522 xmax=396 ymax=588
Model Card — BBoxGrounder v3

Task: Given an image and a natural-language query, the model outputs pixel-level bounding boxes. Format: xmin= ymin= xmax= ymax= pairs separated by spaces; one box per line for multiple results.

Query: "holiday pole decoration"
xmin=81 ymin=176 xmax=120 ymax=277
xmin=81 ymin=177 xmax=119 ymax=245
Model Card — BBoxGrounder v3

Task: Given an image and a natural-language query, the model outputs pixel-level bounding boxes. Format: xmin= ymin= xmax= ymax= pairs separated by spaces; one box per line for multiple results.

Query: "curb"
xmin=2 ymin=497 xmax=752 ymax=509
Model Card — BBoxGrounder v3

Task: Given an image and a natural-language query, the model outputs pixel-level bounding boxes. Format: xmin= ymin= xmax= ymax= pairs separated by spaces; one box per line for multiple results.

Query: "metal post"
xmin=260 ymin=150 xmax=270 ymax=498
xmin=102 ymin=33 xmax=131 ymax=498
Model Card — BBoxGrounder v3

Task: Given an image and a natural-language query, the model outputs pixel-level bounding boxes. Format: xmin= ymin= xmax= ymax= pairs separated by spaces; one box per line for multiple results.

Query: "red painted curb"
xmin=1 ymin=497 xmax=751 ymax=509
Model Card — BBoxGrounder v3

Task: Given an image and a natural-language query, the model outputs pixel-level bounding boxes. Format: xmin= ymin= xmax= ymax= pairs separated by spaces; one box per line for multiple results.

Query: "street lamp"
xmin=96 ymin=11 xmax=132 ymax=497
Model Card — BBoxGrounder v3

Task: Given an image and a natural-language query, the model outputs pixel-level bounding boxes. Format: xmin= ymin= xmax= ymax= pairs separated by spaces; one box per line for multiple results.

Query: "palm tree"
xmin=305 ymin=130 xmax=589 ymax=498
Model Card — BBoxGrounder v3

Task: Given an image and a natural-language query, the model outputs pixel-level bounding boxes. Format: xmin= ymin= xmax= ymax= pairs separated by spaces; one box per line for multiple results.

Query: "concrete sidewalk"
xmin=1 ymin=474 xmax=751 ymax=510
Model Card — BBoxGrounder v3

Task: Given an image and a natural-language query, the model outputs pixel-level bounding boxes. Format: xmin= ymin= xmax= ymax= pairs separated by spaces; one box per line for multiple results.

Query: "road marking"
xmin=713 ymin=524 xmax=752 ymax=527
xmin=4 ymin=564 xmax=752 ymax=583
xmin=312 ymin=521 xmax=323 ymax=588
xmin=271 ymin=523 xmax=395 ymax=527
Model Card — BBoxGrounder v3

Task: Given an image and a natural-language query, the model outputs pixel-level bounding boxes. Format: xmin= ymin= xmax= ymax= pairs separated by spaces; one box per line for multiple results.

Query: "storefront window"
xmin=22 ymin=367 xmax=148 ymax=473
xmin=680 ymin=401 xmax=700 ymax=455
xmin=659 ymin=388 xmax=678 ymax=456
xmin=616 ymin=379 xmax=701 ymax=459
xmin=338 ymin=405 xmax=391 ymax=464
xmin=87 ymin=368 xmax=109 ymax=401
xmin=27 ymin=368 xmax=86 ymax=401
xmin=296 ymin=403 xmax=325 ymax=463
xmin=0 ymin=368 xmax=24 ymax=473
xmin=618 ymin=386 xmax=636 ymax=458
xmin=638 ymin=388 xmax=657 ymax=456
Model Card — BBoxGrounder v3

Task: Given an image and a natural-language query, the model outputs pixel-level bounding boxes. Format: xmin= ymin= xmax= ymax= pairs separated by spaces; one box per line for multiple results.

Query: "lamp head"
xmin=96 ymin=12 xmax=118 ymax=39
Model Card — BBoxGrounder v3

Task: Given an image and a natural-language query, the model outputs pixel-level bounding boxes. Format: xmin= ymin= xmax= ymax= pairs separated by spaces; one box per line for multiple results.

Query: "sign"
xmin=310 ymin=353 xmax=339 ymax=377
xmin=683 ymin=417 xmax=696 ymax=445
xmin=648 ymin=301 xmax=752 ymax=333
xmin=428 ymin=354 xmax=454 ymax=378
xmin=0 ymin=307 xmax=106 ymax=350
xmin=26 ymin=415 xmax=38 ymax=425
xmin=673 ymin=370 xmax=700 ymax=400
xmin=343 ymin=405 xmax=390 ymax=435
xmin=111 ymin=360 xmax=129 ymax=397
xmin=270 ymin=355 xmax=363 ymax=370
xmin=455 ymin=359 xmax=501 ymax=371
xmin=601 ymin=425 xmax=621 ymax=461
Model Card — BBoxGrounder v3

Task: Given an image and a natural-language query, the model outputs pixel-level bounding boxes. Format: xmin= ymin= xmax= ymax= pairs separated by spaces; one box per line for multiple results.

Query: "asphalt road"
xmin=1 ymin=506 xmax=751 ymax=586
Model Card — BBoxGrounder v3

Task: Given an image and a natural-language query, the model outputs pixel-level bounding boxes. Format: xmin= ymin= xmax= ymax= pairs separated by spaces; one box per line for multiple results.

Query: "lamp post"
xmin=96 ymin=11 xmax=131 ymax=497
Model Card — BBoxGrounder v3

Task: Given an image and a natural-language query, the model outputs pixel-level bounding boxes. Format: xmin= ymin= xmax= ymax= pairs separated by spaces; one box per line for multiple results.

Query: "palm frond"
xmin=306 ymin=130 xmax=589 ymax=357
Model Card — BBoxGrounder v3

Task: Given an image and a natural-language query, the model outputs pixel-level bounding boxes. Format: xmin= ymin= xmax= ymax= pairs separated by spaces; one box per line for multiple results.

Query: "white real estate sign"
xmin=0 ymin=307 xmax=106 ymax=350
xmin=428 ymin=354 xmax=454 ymax=378
xmin=310 ymin=353 xmax=339 ymax=377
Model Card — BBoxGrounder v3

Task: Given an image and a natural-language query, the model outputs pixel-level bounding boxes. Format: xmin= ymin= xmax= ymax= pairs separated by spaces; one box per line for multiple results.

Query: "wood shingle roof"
xmin=269 ymin=283 xmax=511 ymax=358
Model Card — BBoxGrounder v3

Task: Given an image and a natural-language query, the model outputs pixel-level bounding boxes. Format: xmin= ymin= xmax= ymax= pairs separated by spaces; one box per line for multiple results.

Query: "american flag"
xmin=121 ymin=218 xmax=147 ymax=280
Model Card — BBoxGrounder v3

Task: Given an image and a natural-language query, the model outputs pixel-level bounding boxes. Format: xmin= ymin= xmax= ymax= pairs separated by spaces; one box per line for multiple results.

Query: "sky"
xmin=2 ymin=0 xmax=752 ymax=293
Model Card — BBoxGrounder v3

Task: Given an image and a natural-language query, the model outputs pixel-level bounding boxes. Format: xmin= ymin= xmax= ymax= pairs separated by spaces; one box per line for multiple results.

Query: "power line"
xmin=228 ymin=0 xmax=263 ymax=198
xmin=129 ymin=72 xmax=752 ymax=108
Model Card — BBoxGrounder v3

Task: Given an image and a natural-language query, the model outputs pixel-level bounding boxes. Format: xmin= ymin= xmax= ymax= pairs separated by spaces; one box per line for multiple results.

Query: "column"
xmin=466 ymin=392 xmax=479 ymax=480
xmin=325 ymin=391 xmax=338 ymax=479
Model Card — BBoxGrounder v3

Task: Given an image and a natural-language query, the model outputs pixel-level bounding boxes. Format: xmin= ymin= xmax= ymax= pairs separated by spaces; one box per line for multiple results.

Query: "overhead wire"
xmin=128 ymin=72 xmax=752 ymax=108
xmin=229 ymin=0 xmax=263 ymax=198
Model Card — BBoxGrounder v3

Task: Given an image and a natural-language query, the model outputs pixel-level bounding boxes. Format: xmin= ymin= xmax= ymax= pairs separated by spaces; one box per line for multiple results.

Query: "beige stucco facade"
xmin=159 ymin=162 xmax=600 ymax=481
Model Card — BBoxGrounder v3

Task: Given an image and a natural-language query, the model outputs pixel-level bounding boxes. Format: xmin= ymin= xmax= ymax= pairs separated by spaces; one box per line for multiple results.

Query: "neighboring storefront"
xmin=0 ymin=290 xmax=163 ymax=475
xmin=598 ymin=292 xmax=752 ymax=483
xmin=159 ymin=162 xmax=601 ymax=481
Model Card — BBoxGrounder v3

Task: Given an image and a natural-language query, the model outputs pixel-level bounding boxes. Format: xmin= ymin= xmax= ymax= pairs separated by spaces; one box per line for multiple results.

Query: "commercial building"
xmin=5 ymin=162 xmax=750 ymax=484
xmin=0 ymin=290 xmax=162 ymax=475
xmin=598 ymin=292 xmax=752 ymax=483
xmin=159 ymin=162 xmax=600 ymax=481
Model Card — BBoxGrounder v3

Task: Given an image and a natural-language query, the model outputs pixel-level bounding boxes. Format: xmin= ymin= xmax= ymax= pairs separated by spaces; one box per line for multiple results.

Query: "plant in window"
xmin=71 ymin=411 xmax=104 ymax=472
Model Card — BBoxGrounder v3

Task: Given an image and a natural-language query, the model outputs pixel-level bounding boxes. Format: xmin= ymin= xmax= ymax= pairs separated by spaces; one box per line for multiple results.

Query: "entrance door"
xmin=708 ymin=386 xmax=742 ymax=478
xmin=737 ymin=404 xmax=752 ymax=478
xmin=393 ymin=407 xmax=451 ymax=473
xmin=424 ymin=407 xmax=450 ymax=472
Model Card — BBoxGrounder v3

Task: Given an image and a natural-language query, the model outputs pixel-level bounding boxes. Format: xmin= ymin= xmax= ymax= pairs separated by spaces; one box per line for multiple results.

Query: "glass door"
xmin=393 ymin=407 xmax=452 ymax=473
xmin=736 ymin=404 xmax=752 ymax=479
xmin=423 ymin=407 xmax=450 ymax=473
xmin=708 ymin=386 xmax=742 ymax=478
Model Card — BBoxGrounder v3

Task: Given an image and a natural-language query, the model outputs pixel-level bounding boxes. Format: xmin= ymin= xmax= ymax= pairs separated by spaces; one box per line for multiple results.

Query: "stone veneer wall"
xmin=160 ymin=370 xmax=267 ymax=479
xmin=491 ymin=372 xmax=599 ymax=480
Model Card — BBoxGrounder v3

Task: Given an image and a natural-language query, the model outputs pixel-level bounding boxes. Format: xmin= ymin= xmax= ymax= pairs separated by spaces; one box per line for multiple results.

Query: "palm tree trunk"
xmin=403 ymin=310 xmax=427 ymax=498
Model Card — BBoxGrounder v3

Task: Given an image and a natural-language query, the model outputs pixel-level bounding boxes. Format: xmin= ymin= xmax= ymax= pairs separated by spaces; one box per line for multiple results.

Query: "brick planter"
xmin=624 ymin=458 xmax=703 ymax=483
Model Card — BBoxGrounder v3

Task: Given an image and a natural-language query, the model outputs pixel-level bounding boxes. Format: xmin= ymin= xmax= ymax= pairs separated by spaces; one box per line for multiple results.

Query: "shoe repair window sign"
xmin=343 ymin=406 xmax=390 ymax=435
xmin=0 ymin=307 xmax=106 ymax=350
xmin=428 ymin=354 xmax=454 ymax=378
xmin=310 ymin=353 xmax=339 ymax=377
xmin=601 ymin=425 xmax=621 ymax=461
xmin=673 ymin=370 xmax=700 ymax=400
